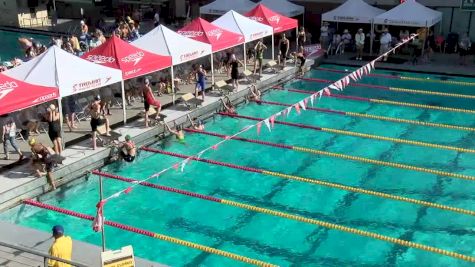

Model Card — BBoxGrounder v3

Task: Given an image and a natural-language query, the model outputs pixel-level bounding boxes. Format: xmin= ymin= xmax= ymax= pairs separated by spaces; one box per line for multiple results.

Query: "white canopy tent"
xmin=4 ymin=45 xmax=124 ymax=142
xmin=322 ymin=0 xmax=386 ymax=55
xmin=373 ymin=0 xmax=442 ymax=28
xmin=200 ymin=0 xmax=256 ymax=16
xmin=322 ymin=0 xmax=385 ymax=24
xmin=373 ymin=0 xmax=442 ymax=55
xmin=133 ymin=25 xmax=212 ymax=103
xmin=213 ymin=10 xmax=273 ymax=69
xmin=258 ymin=0 xmax=304 ymax=17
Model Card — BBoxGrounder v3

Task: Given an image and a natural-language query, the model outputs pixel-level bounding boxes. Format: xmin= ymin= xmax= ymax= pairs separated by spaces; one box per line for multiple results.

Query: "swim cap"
xmin=28 ymin=138 xmax=36 ymax=146
xmin=125 ymin=134 xmax=131 ymax=140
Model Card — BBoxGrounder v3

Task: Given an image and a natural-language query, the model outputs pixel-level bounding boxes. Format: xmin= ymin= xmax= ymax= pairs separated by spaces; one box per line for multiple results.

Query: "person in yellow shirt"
xmin=48 ymin=225 xmax=73 ymax=267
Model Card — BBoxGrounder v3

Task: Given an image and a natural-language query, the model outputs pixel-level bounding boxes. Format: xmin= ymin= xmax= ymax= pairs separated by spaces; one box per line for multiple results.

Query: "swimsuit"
xmin=231 ymin=61 xmax=239 ymax=80
xmin=47 ymin=114 xmax=61 ymax=141
xmin=196 ymin=71 xmax=205 ymax=91
xmin=280 ymin=41 xmax=288 ymax=59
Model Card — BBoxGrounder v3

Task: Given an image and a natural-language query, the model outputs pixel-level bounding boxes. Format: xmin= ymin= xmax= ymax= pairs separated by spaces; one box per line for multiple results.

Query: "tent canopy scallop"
xmin=4 ymin=46 xmax=122 ymax=97
xmin=0 ymin=72 xmax=58 ymax=115
xmin=133 ymin=25 xmax=212 ymax=65
xmin=82 ymin=35 xmax=172 ymax=80
xmin=245 ymin=4 xmax=298 ymax=33
xmin=213 ymin=10 xmax=273 ymax=42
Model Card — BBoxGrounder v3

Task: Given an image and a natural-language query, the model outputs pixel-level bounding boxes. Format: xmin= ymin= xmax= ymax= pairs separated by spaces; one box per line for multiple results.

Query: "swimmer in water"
xmin=114 ymin=135 xmax=136 ymax=162
xmin=221 ymin=97 xmax=237 ymax=115
xmin=165 ymin=123 xmax=185 ymax=143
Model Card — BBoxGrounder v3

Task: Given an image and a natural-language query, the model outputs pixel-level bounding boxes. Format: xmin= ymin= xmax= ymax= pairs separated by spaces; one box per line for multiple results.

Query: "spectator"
xmin=320 ymin=22 xmax=330 ymax=53
xmin=298 ymin=27 xmax=306 ymax=46
xmin=355 ymin=28 xmax=365 ymax=60
xmin=48 ymin=225 xmax=72 ymax=267
xmin=128 ymin=21 xmax=140 ymax=41
xmin=154 ymin=9 xmax=160 ymax=27
xmin=2 ymin=117 xmax=24 ymax=161
xmin=380 ymin=28 xmax=392 ymax=61
xmin=331 ymin=33 xmax=342 ymax=54
xmin=341 ymin=29 xmax=352 ymax=52
xmin=80 ymin=20 xmax=89 ymax=41
xmin=459 ymin=32 xmax=471 ymax=66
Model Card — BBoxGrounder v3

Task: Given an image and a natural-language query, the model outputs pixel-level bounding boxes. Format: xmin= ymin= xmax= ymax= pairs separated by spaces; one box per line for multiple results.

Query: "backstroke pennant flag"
xmin=270 ymin=115 xmax=275 ymax=128
xmin=294 ymin=103 xmax=301 ymax=114
xmin=324 ymin=87 xmax=331 ymax=96
xmin=263 ymin=118 xmax=271 ymax=132
xmin=257 ymin=122 xmax=262 ymax=135
xmin=299 ymin=100 xmax=307 ymax=111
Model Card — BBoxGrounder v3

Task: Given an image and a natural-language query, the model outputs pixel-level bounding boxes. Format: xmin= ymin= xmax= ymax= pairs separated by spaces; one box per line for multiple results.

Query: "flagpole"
xmin=99 ymin=175 xmax=106 ymax=252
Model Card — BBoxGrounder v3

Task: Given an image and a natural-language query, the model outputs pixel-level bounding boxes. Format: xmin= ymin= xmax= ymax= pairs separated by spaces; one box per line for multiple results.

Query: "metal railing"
xmin=0 ymin=240 xmax=89 ymax=267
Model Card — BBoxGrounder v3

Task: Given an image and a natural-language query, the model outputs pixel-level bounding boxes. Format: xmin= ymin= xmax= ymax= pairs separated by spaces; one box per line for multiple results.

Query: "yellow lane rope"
xmin=260 ymin=170 xmax=475 ymax=217
xmin=222 ymin=199 xmax=475 ymax=263
xmin=320 ymin=127 xmax=475 ymax=154
xmin=344 ymin=111 xmax=475 ymax=132
xmin=291 ymin=146 xmax=475 ymax=181
xmin=153 ymin=233 xmax=276 ymax=266
xmin=389 ymin=87 xmax=475 ymax=99
xmin=370 ymin=99 xmax=475 ymax=114
xmin=400 ymin=76 xmax=475 ymax=86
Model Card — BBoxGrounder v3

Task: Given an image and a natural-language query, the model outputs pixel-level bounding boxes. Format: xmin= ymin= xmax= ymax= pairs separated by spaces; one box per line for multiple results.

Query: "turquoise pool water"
xmin=2 ymin=64 xmax=475 ymax=266
xmin=0 ymin=29 xmax=51 ymax=61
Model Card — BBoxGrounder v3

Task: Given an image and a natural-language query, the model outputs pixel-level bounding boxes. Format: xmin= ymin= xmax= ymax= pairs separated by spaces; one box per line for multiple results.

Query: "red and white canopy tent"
xmin=245 ymin=4 xmax=298 ymax=60
xmin=82 ymin=35 xmax=172 ymax=80
xmin=82 ymin=35 xmax=172 ymax=119
xmin=177 ymin=18 xmax=244 ymax=86
xmin=213 ymin=10 xmax=273 ymax=70
xmin=0 ymin=73 xmax=59 ymax=116
xmin=133 ymin=25 xmax=212 ymax=103
xmin=4 ymin=46 xmax=123 ymax=133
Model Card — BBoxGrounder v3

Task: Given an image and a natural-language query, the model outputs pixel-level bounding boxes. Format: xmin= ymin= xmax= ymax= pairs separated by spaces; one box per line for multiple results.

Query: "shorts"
xmin=144 ymin=101 xmax=150 ymax=112
xmin=90 ymin=117 xmax=105 ymax=132
xmin=120 ymin=151 xmax=135 ymax=162
xmin=459 ymin=48 xmax=469 ymax=56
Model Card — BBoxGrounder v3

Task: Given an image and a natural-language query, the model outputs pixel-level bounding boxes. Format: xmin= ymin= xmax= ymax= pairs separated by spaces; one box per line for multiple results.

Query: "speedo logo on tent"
xmin=121 ymin=51 xmax=144 ymax=66
xmin=206 ymin=29 xmax=223 ymax=40
xmin=0 ymin=81 xmax=18 ymax=100
xmin=268 ymin=15 xmax=281 ymax=24
xmin=178 ymin=30 xmax=204 ymax=38
xmin=33 ymin=92 xmax=57 ymax=103
xmin=86 ymin=55 xmax=115 ymax=64
xmin=249 ymin=16 xmax=263 ymax=22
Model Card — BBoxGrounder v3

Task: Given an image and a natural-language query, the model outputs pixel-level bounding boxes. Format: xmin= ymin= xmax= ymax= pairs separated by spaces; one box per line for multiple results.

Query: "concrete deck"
xmin=323 ymin=51 xmax=475 ymax=77
xmin=0 ymin=221 xmax=166 ymax=267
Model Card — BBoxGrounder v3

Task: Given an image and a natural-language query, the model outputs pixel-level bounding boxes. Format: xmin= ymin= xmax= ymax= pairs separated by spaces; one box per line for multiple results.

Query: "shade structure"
xmin=245 ymin=4 xmax=298 ymax=33
xmin=200 ymin=0 xmax=257 ymax=16
xmin=4 ymin=46 xmax=122 ymax=97
xmin=213 ymin=10 xmax=273 ymax=42
xmin=258 ymin=0 xmax=304 ymax=17
xmin=322 ymin=0 xmax=385 ymax=24
xmin=0 ymin=73 xmax=58 ymax=115
xmin=373 ymin=0 xmax=442 ymax=27
xmin=133 ymin=25 xmax=212 ymax=65
xmin=178 ymin=18 xmax=244 ymax=52
xmin=81 ymin=35 xmax=172 ymax=80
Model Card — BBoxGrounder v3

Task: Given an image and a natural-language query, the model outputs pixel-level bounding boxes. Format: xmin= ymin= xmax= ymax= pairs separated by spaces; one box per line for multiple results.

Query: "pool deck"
xmin=0 ymin=221 xmax=166 ymax=267
xmin=324 ymin=52 xmax=475 ymax=77
xmin=0 ymin=60 xmax=302 ymax=265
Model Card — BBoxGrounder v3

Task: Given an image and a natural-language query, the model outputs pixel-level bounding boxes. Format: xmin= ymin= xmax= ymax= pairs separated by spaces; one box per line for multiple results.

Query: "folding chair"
xmin=75 ymin=98 xmax=91 ymax=122
xmin=214 ymin=80 xmax=232 ymax=95
xmin=15 ymin=129 xmax=26 ymax=143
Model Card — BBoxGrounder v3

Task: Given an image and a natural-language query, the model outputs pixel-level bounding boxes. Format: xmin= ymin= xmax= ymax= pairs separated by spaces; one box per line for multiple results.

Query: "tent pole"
xmin=271 ymin=34 xmax=275 ymax=61
xmin=171 ymin=66 xmax=175 ymax=105
xmin=370 ymin=22 xmax=374 ymax=56
xmin=121 ymin=80 xmax=126 ymax=124
xmin=421 ymin=23 xmax=428 ymax=59
xmin=296 ymin=28 xmax=298 ymax=50
xmin=210 ymin=54 xmax=215 ymax=89
xmin=57 ymin=97 xmax=64 ymax=150
xmin=243 ymin=43 xmax=247 ymax=71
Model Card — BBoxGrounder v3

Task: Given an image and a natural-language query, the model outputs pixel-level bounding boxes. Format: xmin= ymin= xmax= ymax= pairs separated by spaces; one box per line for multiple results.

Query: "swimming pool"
xmin=0 ymin=29 xmax=51 ymax=61
xmin=2 ymin=64 xmax=475 ymax=266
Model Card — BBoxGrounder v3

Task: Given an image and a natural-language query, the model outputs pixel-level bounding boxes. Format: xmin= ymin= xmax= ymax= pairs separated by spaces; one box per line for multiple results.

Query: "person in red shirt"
xmin=142 ymin=78 xmax=161 ymax=127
